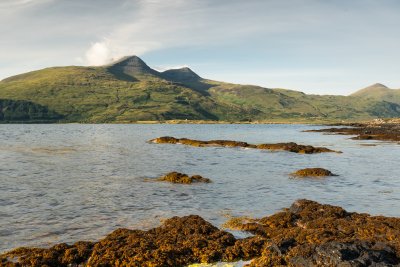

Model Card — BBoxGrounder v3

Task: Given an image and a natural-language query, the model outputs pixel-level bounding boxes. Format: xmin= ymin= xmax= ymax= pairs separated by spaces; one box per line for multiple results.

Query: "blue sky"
xmin=1 ymin=0 xmax=399 ymax=95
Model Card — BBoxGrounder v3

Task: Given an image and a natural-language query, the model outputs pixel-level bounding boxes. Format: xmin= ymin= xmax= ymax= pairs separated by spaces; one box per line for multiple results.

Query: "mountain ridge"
xmin=0 ymin=55 xmax=399 ymax=123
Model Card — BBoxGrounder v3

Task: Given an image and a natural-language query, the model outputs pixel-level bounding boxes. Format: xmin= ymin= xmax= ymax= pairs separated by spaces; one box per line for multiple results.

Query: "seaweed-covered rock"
xmin=150 ymin=137 xmax=339 ymax=154
xmin=306 ymin=122 xmax=400 ymax=142
xmin=291 ymin=168 xmax=336 ymax=177
xmin=0 ymin=241 xmax=93 ymax=267
xmin=256 ymin=142 xmax=336 ymax=154
xmin=0 ymin=216 xmax=264 ymax=267
xmin=151 ymin=136 xmax=180 ymax=144
xmin=3 ymin=200 xmax=400 ymax=266
xmin=223 ymin=199 xmax=400 ymax=266
xmin=158 ymin=172 xmax=211 ymax=184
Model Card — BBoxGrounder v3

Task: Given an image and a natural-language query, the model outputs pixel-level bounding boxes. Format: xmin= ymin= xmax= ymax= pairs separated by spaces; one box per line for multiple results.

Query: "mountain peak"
xmin=108 ymin=55 xmax=159 ymax=80
xmin=110 ymin=55 xmax=149 ymax=68
xmin=369 ymin=83 xmax=388 ymax=89
xmin=161 ymin=67 xmax=201 ymax=82
xmin=351 ymin=83 xmax=391 ymax=97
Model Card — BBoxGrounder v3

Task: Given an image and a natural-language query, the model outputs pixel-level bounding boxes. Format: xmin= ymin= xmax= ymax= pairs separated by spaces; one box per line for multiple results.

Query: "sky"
xmin=1 ymin=0 xmax=400 ymax=95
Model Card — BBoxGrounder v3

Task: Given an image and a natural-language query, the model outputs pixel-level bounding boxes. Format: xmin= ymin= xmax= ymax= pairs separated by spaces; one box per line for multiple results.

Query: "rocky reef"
xmin=2 ymin=200 xmax=400 ymax=266
xmin=0 ymin=216 xmax=263 ymax=267
xmin=150 ymin=136 xmax=339 ymax=154
xmin=306 ymin=121 xmax=400 ymax=142
xmin=291 ymin=168 xmax=336 ymax=177
xmin=158 ymin=172 xmax=211 ymax=184
xmin=225 ymin=199 xmax=400 ymax=266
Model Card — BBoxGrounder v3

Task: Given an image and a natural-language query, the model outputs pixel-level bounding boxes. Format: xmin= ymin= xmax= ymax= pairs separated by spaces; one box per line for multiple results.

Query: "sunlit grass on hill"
xmin=1 ymin=56 xmax=399 ymax=123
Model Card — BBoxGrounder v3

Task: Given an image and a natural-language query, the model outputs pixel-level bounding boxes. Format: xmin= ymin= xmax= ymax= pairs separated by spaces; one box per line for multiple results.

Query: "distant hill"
xmin=0 ymin=55 xmax=399 ymax=123
xmin=351 ymin=83 xmax=400 ymax=104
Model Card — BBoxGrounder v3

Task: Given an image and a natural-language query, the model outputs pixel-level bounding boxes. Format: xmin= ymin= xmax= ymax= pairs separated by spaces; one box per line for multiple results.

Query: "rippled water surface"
xmin=1 ymin=124 xmax=400 ymax=252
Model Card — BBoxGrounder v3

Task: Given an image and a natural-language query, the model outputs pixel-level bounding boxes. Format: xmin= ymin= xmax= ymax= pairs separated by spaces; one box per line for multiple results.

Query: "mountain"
xmin=107 ymin=55 xmax=160 ymax=81
xmin=0 ymin=56 xmax=399 ymax=123
xmin=161 ymin=67 xmax=201 ymax=82
xmin=351 ymin=83 xmax=400 ymax=104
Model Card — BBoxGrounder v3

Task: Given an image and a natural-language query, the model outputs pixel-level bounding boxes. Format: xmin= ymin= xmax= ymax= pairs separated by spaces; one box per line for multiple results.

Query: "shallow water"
xmin=1 ymin=124 xmax=399 ymax=253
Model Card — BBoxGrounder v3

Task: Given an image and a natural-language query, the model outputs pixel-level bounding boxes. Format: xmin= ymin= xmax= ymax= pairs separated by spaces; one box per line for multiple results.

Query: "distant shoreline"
xmin=0 ymin=118 xmax=398 ymax=125
xmin=0 ymin=119 xmax=365 ymax=125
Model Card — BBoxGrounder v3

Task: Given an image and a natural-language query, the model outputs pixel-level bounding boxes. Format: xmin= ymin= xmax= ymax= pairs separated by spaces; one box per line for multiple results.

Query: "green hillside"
xmin=0 ymin=56 xmax=399 ymax=123
xmin=351 ymin=83 xmax=400 ymax=104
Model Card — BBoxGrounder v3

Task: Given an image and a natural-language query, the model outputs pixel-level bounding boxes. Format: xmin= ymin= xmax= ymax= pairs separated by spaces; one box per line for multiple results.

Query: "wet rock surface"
xmin=158 ymin=172 xmax=211 ymax=184
xmin=0 ymin=241 xmax=93 ymax=267
xmin=2 ymin=200 xmax=400 ymax=266
xmin=306 ymin=121 xmax=400 ymax=142
xmin=288 ymin=240 xmax=400 ymax=267
xmin=151 ymin=136 xmax=339 ymax=154
xmin=291 ymin=168 xmax=336 ymax=177
xmin=0 ymin=216 xmax=264 ymax=267
xmin=225 ymin=199 xmax=400 ymax=266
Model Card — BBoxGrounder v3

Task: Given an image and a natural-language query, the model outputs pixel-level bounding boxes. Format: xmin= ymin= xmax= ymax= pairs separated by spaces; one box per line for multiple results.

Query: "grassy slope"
xmin=351 ymin=84 xmax=400 ymax=105
xmin=210 ymin=84 xmax=400 ymax=121
xmin=0 ymin=64 xmax=399 ymax=123
xmin=0 ymin=66 xmax=248 ymax=122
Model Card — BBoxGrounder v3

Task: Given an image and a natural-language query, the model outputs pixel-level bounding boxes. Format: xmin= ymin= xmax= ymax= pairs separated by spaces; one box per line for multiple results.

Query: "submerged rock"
xmin=150 ymin=136 xmax=339 ymax=154
xmin=158 ymin=172 xmax=211 ymax=184
xmin=291 ymin=168 xmax=336 ymax=177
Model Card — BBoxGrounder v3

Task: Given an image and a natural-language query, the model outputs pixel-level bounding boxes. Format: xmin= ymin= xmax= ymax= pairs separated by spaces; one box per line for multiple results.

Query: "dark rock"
xmin=290 ymin=241 xmax=400 ymax=267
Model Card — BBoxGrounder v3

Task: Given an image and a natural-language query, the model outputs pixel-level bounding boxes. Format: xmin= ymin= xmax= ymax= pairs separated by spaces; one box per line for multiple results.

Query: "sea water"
xmin=1 ymin=124 xmax=399 ymax=253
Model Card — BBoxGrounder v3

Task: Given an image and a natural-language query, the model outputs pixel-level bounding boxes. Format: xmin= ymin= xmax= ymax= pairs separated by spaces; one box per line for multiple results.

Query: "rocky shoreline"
xmin=2 ymin=200 xmax=400 ymax=267
xmin=306 ymin=119 xmax=400 ymax=142
xmin=150 ymin=136 xmax=340 ymax=154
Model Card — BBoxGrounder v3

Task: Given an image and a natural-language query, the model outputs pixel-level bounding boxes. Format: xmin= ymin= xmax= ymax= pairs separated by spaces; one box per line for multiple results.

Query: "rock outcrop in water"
xmin=150 ymin=136 xmax=340 ymax=154
xmin=291 ymin=168 xmax=336 ymax=177
xmin=0 ymin=241 xmax=94 ymax=267
xmin=0 ymin=216 xmax=264 ymax=267
xmin=158 ymin=172 xmax=211 ymax=184
xmin=2 ymin=200 xmax=400 ymax=266
xmin=306 ymin=121 xmax=400 ymax=142
xmin=225 ymin=199 xmax=400 ymax=266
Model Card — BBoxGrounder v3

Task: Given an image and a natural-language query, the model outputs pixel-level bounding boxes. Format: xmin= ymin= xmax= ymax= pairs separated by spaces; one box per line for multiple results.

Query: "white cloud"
xmin=85 ymin=41 xmax=112 ymax=66
xmin=81 ymin=0 xmax=272 ymax=65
